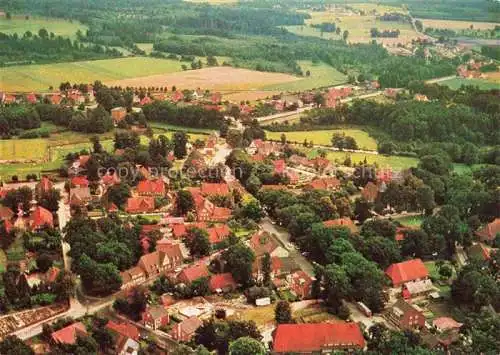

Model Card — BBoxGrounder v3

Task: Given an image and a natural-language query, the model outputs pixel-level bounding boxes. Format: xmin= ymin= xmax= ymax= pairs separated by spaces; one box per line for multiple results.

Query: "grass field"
xmin=264 ymin=61 xmax=347 ymax=91
xmin=0 ymin=250 xmax=6 ymax=273
xmin=233 ymin=304 xmax=275 ymax=326
xmin=136 ymin=43 xmax=154 ymax=54
xmin=266 ymin=128 xmax=378 ymax=151
xmin=393 ymin=215 xmax=424 ymax=227
xmin=0 ymin=57 xmax=186 ymax=92
xmin=324 ymin=151 xmax=419 ymax=170
xmin=0 ymin=139 xmax=48 ymax=161
xmin=438 ymin=78 xmax=500 ymax=90
xmin=0 ymin=16 xmax=87 ymax=39
xmin=419 ymin=18 xmax=498 ymax=30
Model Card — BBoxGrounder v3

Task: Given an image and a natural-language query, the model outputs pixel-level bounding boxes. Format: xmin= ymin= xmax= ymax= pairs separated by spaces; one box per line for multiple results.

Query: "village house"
xmin=190 ymin=190 xmax=232 ymax=222
xmin=385 ymin=258 xmax=429 ymax=287
xmin=69 ymin=187 xmax=91 ymax=207
xmin=125 ymin=197 xmax=155 ymax=214
xmin=101 ymin=171 xmax=121 ymax=187
xmin=136 ymin=179 xmax=166 ymax=197
xmin=111 ymin=107 xmax=127 ymax=125
xmin=402 ymin=279 xmax=435 ymax=300
xmin=142 ymin=305 xmax=169 ymax=330
xmin=115 ymin=336 xmax=140 ymax=355
xmin=207 ymin=224 xmax=231 ymax=244
xmin=51 ymin=322 xmax=87 ymax=345
xmin=70 ymin=175 xmax=89 ymax=188
xmin=384 ymin=299 xmax=425 ymax=330
xmin=169 ymin=316 xmax=203 ymax=342
xmin=209 ymin=273 xmax=237 ymax=293
xmin=253 ymin=256 xmax=283 ymax=282
xmin=323 ymin=218 xmax=358 ymax=234
xmin=26 ymin=93 xmax=37 ymax=104
xmin=305 ymin=177 xmax=340 ymax=191
xmin=249 ymin=231 xmax=289 ymax=258
xmin=272 ymin=323 xmax=365 ymax=354
xmin=246 ymin=139 xmax=281 ymax=156
xmin=287 ymin=270 xmax=313 ymax=299
xmin=106 ymin=321 xmax=140 ymax=341
xmin=177 ymin=263 xmax=210 ymax=285
xmin=171 ymin=91 xmax=184 ymax=103
xmin=199 ymin=182 xmax=230 ymax=197
xmin=0 ymin=205 xmax=14 ymax=222
xmin=35 ymin=176 xmax=54 ymax=197
xmin=120 ymin=266 xmax=147 ymax=290
xmin=137 ymin=249 xmax=183 ymax=279
xmin=433 ymin=317 xmax=463 ymax=334
xmin=361 ymin=181 xmax=379 ymax=202
xmin=29 ymin=206 xmax=54 ymax=230
xmin=140 ymin=96 xmax=153 ymax=106
xmin=475 ymin=218 xmax=499 ymax=244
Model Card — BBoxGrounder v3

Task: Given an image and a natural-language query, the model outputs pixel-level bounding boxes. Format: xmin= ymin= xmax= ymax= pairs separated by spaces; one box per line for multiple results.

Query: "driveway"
xmin=260 ymin=217 xmax=314 ymax=276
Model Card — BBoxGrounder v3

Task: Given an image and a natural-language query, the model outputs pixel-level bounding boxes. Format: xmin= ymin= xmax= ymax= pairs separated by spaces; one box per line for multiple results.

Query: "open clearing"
xmin=106 ymin=66 xmax=302 ymax=91
xmin=266 ymin=128 xmax=378 ymax=151
xmin=0 ymin=139 xmax=48 ymax=161
xmin=0 ymin=57 xmax=185 ymax=92
xmin=324 ymin=151 xmax=418 ymax=170
xmin=0 ymin=16 xmax=87 ymax=39
xmin=438 ymin=78 xmax=499 ymax=90
xmin=418 ymin=18 xmax=499 ymax=30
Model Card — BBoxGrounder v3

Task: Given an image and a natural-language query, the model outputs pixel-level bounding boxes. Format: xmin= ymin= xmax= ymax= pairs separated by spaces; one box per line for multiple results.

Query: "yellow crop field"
xmin=0 ymin=139 xmax=48 ymax=161
xmin=419 ymin=19 xmax=498 ymax=30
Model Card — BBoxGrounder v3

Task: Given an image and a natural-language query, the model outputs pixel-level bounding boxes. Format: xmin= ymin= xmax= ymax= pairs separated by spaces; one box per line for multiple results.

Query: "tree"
xmin=226 ymin=129 xmax=243 ymax=148
xmin=313 ymin=92 xmax=325 ymax=107
xmin=222 ymin=242 xmax=255 ymax=287
xmin=343 ymin=30 xmax=349 ymax=41
xmin=239 ymin=200 xmax=263 ymax=222
xmin=185 ymin=228 xmax=211 ymax=258
xmin=37 ymin=188 xmax=61 ymax=212
xmin=280 ymin=133 xmax=286 ymax=144
xmin=275 ymin=300 xmax=293 ymax=324
xmin=356 ymin=236 xmax=401 ymax=269
xmin=354 ymin=197 xmax=372 ymax=223
xmin=91 ymin=135 xmax=104 ymax=154
xmin=416 ymin=185 xmax=435 ymax=214
xmin=77 ymin=254 xmax=122 ymax=296
xmin=107 ymin=183 xmax=131 ymax=208
xmin=229 ymin=337 xmax=265 ymax=355
xmin=3 ymin=186 xmax=33 ymax=213
xmin=36 ymin=253 xmax=53 ymax=273
xmin=0 ymin=335 xmax=34 ymax=355
xmin=38 ymin=28 xmax=49 ymax=39
xmin=176 ymin=190 xmax=195 ymax=216
xmin=261 ymin=253 xmax=271 ymax=287
xmin=173 ymin=131 xmax=188 ymax=158
xmin=361 ymin=219 xmax=397 ymax=239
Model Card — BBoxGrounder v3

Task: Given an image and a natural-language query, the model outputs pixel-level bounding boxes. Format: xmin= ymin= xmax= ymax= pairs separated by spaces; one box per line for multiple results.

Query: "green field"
xmin=325 ymin=151 xmax=419 ymax=170
xmin=438 ymin=78 xmax=499 ymax=90
xmin=0 ymin=57 xmax=185 ymax=92
xmin=393 ymin=215 xmax=424 ymax=227
xmin=0 ymin=139 xmax=48 ymax=160
xmin=0 ymin=16 xmax=87 ymax=39
xmin=266 ymin=128 xmax=378 ymax=151
xmin=149 ymin=121 xmax=213 ymax=134
xmin=264 ymin=61 xmax=347 ymax=91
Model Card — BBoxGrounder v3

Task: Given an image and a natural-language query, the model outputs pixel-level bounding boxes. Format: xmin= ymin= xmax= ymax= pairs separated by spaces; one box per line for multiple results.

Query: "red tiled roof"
xmin=273 ymin=323 xmax=365 ymax=352
xmin=106 ymin=321 xmax=140 ymax=341
xmin=31 ymin=206 xmax=54 ymax=229
xmin=207 ymin=224 xmax=231 ymax=244
xmin=37 ymin=176 xmax=53 ymax=193
xmin=200 ymin=182 xmax=230 ymax=196
xmin=71 ymin=176 xmax=89 ymax=187
xmin=362 ymin=181 xmax=378 ymax=202
xmin=140 ymin=96 xmax=153 ymax=106
xmin=178 ymin=263 xmax=209 ymax=284
xmin=171 ymin=222 xmax=207 ymax=238
xmin=323 ymin=218 xmax=357 ymax=234
xmin=50 ymin=94 xmax=63 ymax=105
xmin=209 ymin=273 xmax=237 ymax=292
xmin=211 ymin=206 xmax=232 ymax=221
xmin=46 ymin=267 xmax=60 ymax=283
xmin=385 ymin=258 xmax=429 ymax=286
xmin=273 ymin=159 xmax=286 ymax=174
xmin=307 ymin=177 xmax=340 ymax=190
xmin=171 ymin=91 xmax=184 ymax=102
xmin=0 ymin=206 xmax=14 ymax=220
xmin=433 ymin=317 xmax=463 ymax=331
xmin=250 ymin=231 xmax=279 ymax=256
xmin=169 ymin=316 xmax=203 ymax=341
xmin=137 ymin=179 xmax=165 ymax=195
xmin=51 ymin=322 xmax=87 ymax=345
xmin=26 ymin=93 xmax=37 ymax=104
xmin=102 ymin=172 xmax=120 ymax=185
xmin=125 ymin=197 xmax=155 ymax=213
xmin=475 ymin=218 xmax=500 ymax=242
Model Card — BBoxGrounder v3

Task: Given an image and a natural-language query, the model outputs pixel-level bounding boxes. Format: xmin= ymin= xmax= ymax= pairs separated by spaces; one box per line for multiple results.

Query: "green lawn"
xmin=6 ymin=236 xmax=26 ymax=263
xmin=267 ymin=128 xmax=378 ymax=151
xmin=0 ymin=16 xmax=87 ymax=39
xmin=0 ymin=57 xmax=185 ymax=92
xmin=0 ymin=250 xmax=7 ymax=273
xmin=149 ymin=122 xmax=213 ymax=134
xmin=264 ymin=61 xmax=347 ymax=91
xmin=325 ymin=151 xmax=419 ymax=170
xmin=393 ymin=215 xmax=424 ymax=227
xmin=438 ymin=78 xmax=499 ymax=90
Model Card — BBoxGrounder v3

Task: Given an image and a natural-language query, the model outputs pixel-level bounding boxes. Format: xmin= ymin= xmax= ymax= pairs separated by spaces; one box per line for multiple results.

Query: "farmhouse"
xmin=385 ymin=259 xmax=429 ymax=287
xmin=169 ymin=316 xmax=203 ymax=342
xmin=125 ymin=197 xmax=155 ymax=214
xmin=306 ymin=177 xmax=340 ymax=191
xmin=106 ymin=321 xmax=140 ymax=341
xmin=177 ymin=263 xmax=210 ymax=285
xmin=142 ymin=306 xmax=169 ymax=330
xmin=51 ymin=322 xmax=87 ymax=345
xmin=29 ymin=206 xmax=54 ymax=230
xmin=111 ymin=107 xmax=127 ymax=124
xmin=208 ymin=273 xmax=237 ymax=293
xmin=384 ymin=299 xmax=425 ymax=330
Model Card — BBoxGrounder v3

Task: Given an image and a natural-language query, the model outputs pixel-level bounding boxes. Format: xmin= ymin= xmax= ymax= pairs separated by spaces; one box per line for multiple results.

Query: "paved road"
xmin=260 ymin=217 xmax=314 ymax=276
xmin=425 ymin=75 xmax=457 ymax=84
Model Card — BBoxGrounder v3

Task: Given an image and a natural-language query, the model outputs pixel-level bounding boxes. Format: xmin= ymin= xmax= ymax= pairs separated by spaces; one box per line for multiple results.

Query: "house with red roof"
xmin=475 ymin=218 xmax=500 ymax=243
xmin=207 ymin=224 xmax=231 ymax=244
xmin=71 ymin=176 xmax=89 ymax=188
xmin=272 ymin=323 xmax=365 ymax=353
xmin=111 ymin=107 xmax=127 ymax=125
xmin=209 ymin=273 xmax=237 ymax=293
xmin=137 ymin=179 xmax=166 ymax=197
xmin=177 ymin=263 xmax=209 ymax=285
xmin=138 ymin=249 xmax=182 ymax=278
xmin=306 ymin=177 xmax=340 ymax=191
xmin=211 ymin=92 xmax=222 ymax=104
xmin=26 ymin=93 xmax=37 ymax=104
xmin=288 ymin=270 xmax=313 ymax=299
xmin=106 ymin=321 xmax=140 ymax=341
xmin=140 ymin=96 xmax=153 ymax=106
xmin=45 ymin=266 xmax=61 ymax=283
xmin=253 ymin=256 xmax=282 ymax=282
xmin=323 ymin=218 xmax=358 ymax=234
xmin=433 ymin=317 xmax=463 ymax=333
xmin=384 ymin=299 xmax=424 ymax=330
xmin=250 ymin=231 xmax=289 ymax=258
xmin=30 ymin=206 xmax=53 ymax=230
xmin=35 ymin=176 xmax=53 ymax=197
xmin=69 ymin=187 xmax=91 ymax=207
xmin=0 ymin=206 xmax=14 ymax=221
xmin=49 ymin=94 xmax=63 ymax=105
xmin=169 ymin=316 xmax=203 ymax=342
xmin=170 ymin=222 xmax=206 ymax=239
xmin=385 ymin=258 xmax=429 ymax=287
xmin=200 ymin=182 xmax=230 ymax=197
xmin=101 ymin=171 xmax=120 ymax=186
xmin=142 ymin=305 xmax=169 ymax=330
xmin=190 ymin=190 xmax=231 ymax=222
xmin=273 ymin=159 xmax=286 ymax=175
xmin=120 ymin=266 xmax=147 ymax=289
xmin=171 ymin=91 xmax=184 ymax=103
xmin=51 ymin=322 xmax=87 ymax=345
xmin=362 ymin=181 xmax=379 ymax=202
xmin=125 ymin=197 xmax=155 ymax=214
xmin=3 ymin=94 xmax=16 ymax=104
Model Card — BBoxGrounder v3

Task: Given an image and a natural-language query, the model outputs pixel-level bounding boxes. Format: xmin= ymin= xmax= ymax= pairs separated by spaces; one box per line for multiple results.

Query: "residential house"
xmin=51 ymin=322 xmax=87 ymax=345
xmin=306 ymin=177 xmax=340 ymax=191
xmin=71 ymin=176 xmax=89 ymax=188
xmin=402 ymin=279 xmax=435 ymax=299
xmin=137 ymin=179 xmax=166 ymax=197
xmin=140 ymin=96 xmax=153 ymax=106
xmin=288 ymin=270 xmax=313 ymax=299
xmin=467 ymin=242 xmax=492 ymax=261
xmin=200 ymin=182 xmax=230 ymax=197
xmin=115 ymin=336 xmax=140 ymax=355
xmin=26 ymin=93 xmax=37 ymax=104
xmin=433 ymin=317 xmax=462 ymax=334
xmin=273 ymin=159 xmax=286 ymax=175
xmin=211 ymin=92 xmax=222 ymax=104
xmin=29 ymin=206 xmax=54 ymax=230
xmin=207 ymin=224 xmax=231 ymax=244
xmin=155 ymin=239 xmax=184 ymax=262
xmin=475 ymin=218 xmax=500 ymax=243
xmin=171 ymin=91 xmax=184 ymax=103
xmin=385 ymin=259 xmax=429 ymax=287
xmin=169 ymin=316 xmax=203 ymax=342
xmin=111 ymin=107 xmax=127 ymax=125
xmin=66 ymin=90 xmax=85 ymax=104
xmin=101 ymin=171 xmax=120 ymax=187
xmin=138 ymin=250 xmax=182 ymax=278
xmin=323 ymin=218 xmax=358 ymax=234
xmin=49 ymin=94 xmax=63 ymax=105
xmin=246 ymin=139 xmax=281 ymax=156
xmin=384 ymin=299 xmax=425 ymax=330
xmin=142 ymin=306 xmax=169 ymax=330
xmin=209 ymin=273 xmax=237 ymax=293
xmin=177 ymin=263 xmax=209 ymax=285
xmin=170 ymin=222 xmax=207 ymax=239
xmin=272 ymin=323 xmax=365 ymax=354
xmin=253 ymin=256 xmax=283 ymax=282
xmin=69 ymin=187 xmax=91 ymax=207
xmin=125 ymin=197 xmax=155 ymax=214
xmin=0 ymin=206 xmax=14 ymax=221
xmin=106 ymin=321 xmax=140 ymax=341
xmin=250 ymin=231 xmax=289 ymax=258
xmin=35 ymin=176 xmax=53 ymax=197
xmin=120 ymin=267 xmax=147 ymax=289
xmin=191 ymin=190 xmax=231 ymax=222
xmin=362 ymin=181 xmax=378 ymax=202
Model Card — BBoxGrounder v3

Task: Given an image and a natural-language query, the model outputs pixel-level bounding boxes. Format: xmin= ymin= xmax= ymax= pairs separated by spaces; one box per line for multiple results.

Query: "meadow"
xmin=266 ymin=128 xmax=378 ymax=151
xmin=322 ymin=150 xmax=419 ymax=170
xmin=418 ymin=18 xmax=499 ymax=30
xmin=0 ymin=16 xmax=87 ymax=39
xmin=0 ymin=57 xmax=186 ymax=92
xmin=0 ymin=139 xmax=48 ymax=161
xmin=438 ymin=78 xmax=499 ymax=90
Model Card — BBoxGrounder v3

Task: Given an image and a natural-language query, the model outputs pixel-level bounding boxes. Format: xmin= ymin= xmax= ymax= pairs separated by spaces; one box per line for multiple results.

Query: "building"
xmin=272 ymin=323 xmax=365 ymax=353
xmin=125 ymin=197 xmax=155 ymax=214
xmin=323 ymin=218 xmax=358 ymax=234
xmin=306 ymin=177 xmax=340 ymax=191
xmin=200 ymin=182 xmax=230 ymax=196
xmin=190 ymin=190 xmax=231 ymax=222
xmin=111 ymin=107 xmax=127 ymax=125
xmin=137 ymin=179 xmax=166 ymax=197
xmin=142 ymin=306 xmax=169 ymax=330
xmin=30 ymin=206 xmax=54 ymax=230
xmin=475 ymin=218 xmax=500 ymax=243
xmin=253 ymin=256 xmax=282 ymax=282
xmin=467 ymin=242 xmax=492 ymax=261
xmin=35 ymin=176 xmax=53 ymax=197
xmin=120 ymin=266 xmax=146 ymax=289
xmin=384 ymin=299 xmax=425 ymax=330
xmin=69 ymin=187 xmax=91 ymax=206
xmin=177 ymin=263 xmax=209 ymax=285
xmin=209 ymin=273 xmax=237 ymax=293
xmin=402 ymin=279 xmax=435 ymax=299
xmin=288 ymin=270 xmax=313 ymax=299
xmin=71 ymin=176 xmax=89 ymax=188
xmin=207 ymin=224 xmax=231 ymax=244
xmin=362 ymin=181 xmax=378 ymax=202
xmin=138 ymin=250 xmax=182 ymax=278
xmin=116 ymin=336 xmax=140 ymax=355
xmin=385 ymin=259 xmax=429 ymax=287
xmin=106 ymin=321 xmax=140 ymax=341
xmin=250 ymin=231 xmax=289 ymax=258
xmin=169 ymin=316 xmax=203 ymax=342
xmin=51 ymin=322 xmax=87 ymax=345
xmin=433 ymin=317 xmax=462 ymax=333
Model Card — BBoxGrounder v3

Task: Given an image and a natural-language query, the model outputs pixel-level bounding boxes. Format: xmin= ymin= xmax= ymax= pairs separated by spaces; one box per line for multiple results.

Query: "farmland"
xmin=0 ymin=16 xmax=87 ymax=39
xmin=322 ymin=150 xmax=419 ymax=170
xmin=0 ymin=57 xmax=186 ymax=92
xmin=266 ymin=128 xmax=378 ymax=151
xmin=438 ymin=78 xmax=500 ymax=90
xmin=418 ymin=18 xmax=499 ymax=30
xmin=0 ymin=139 xmax=48 ymax=161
